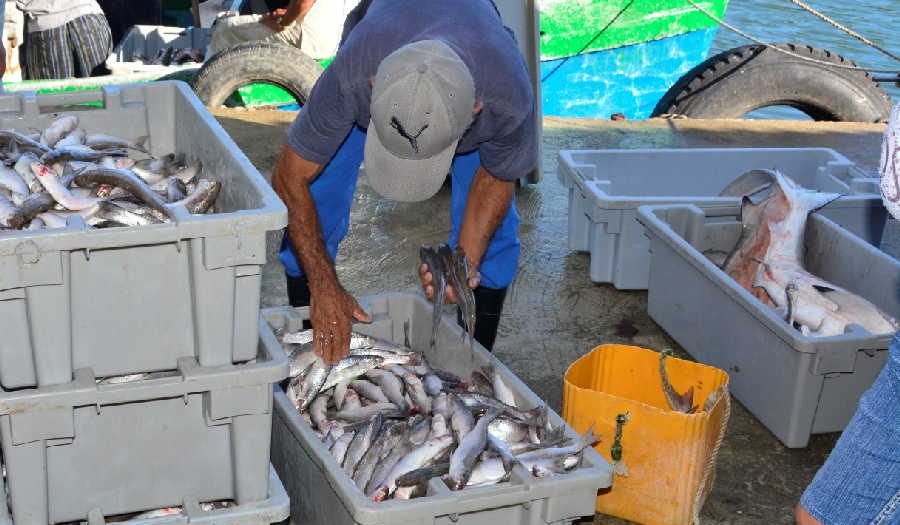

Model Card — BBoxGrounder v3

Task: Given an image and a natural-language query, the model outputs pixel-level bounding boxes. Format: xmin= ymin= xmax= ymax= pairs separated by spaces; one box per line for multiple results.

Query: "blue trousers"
xmin=279 ymin=126 xmax=521 ymax=289
xmin=800 ymin=334 xmax=900 ymax=524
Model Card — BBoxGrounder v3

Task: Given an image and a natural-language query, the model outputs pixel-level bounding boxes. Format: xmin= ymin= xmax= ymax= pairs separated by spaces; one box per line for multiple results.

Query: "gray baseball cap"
xmin=365 ymin=40 xmax=475 ymax=202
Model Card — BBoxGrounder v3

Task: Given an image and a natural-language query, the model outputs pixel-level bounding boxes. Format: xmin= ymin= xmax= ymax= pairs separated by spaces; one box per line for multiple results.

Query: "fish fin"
xmin=577 ymin=424 xmax=600 ymax=450
xmin=523 ymin=405 xmax=546 ymax=426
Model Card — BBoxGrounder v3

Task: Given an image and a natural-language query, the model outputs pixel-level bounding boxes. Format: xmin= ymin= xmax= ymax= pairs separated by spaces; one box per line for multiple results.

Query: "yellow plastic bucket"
xmin=563 ymin=345 xmax=730 ymax=525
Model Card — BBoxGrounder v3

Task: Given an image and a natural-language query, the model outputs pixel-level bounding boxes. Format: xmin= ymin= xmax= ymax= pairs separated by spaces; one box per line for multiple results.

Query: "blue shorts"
xmin=279 ymin=125 xmax=521 ymax=289
xmin=800 ymin=334 xmax=900 ymax=524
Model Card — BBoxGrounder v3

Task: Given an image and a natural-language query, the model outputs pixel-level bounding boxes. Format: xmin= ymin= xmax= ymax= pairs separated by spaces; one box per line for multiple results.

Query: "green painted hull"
xmin=540 ymin=0 xmax=728 ymax=61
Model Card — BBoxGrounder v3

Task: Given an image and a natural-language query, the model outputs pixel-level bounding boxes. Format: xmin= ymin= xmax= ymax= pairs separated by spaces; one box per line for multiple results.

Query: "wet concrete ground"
xmin=214 ymin=109 xmax=893 ymax=525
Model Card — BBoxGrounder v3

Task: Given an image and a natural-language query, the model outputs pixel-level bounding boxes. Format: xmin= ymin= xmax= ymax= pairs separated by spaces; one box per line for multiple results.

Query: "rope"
xmin=540 ymin=0 xmax=637 ymax=83
xmin=784 ymin=0 xmax=900 ymax=63
xmin=685 ymin=0 xmax=899 ymax=74
xmin=691 ymin=387 xmax=731 ymax=525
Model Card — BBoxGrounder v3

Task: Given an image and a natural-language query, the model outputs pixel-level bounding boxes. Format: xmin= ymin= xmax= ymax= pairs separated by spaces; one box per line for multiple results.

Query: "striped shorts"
xmin=23 ymin=14 xmax=112 ymax=80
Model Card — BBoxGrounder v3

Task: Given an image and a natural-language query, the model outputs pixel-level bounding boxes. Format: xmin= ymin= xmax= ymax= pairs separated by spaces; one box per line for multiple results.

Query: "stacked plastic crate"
xmin=0 ymin=82 xmax=289 ymax=525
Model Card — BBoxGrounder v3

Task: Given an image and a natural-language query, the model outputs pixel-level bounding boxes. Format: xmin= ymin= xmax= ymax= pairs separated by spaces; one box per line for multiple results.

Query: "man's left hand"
xmin=419 ymin=260 xmax=480 ymax=304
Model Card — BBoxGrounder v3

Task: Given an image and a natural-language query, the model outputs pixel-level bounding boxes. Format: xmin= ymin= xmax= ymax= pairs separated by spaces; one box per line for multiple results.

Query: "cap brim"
xmin=364 ymin=120 xmax=455 ymax=202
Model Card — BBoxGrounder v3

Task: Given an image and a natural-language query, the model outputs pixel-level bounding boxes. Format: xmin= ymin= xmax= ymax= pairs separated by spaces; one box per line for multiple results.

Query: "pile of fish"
xmin=279 ymin=329 xmax=597 ymax=501
xmin=140 ymin=46 xmax=205 ymax=66
xmin=716 ymin=169 xmax=897 ymax=337
xmin=419 ymin=244 xmax=476 ymax=347
xmin=0 ymin=115 xmax=221 ymax=232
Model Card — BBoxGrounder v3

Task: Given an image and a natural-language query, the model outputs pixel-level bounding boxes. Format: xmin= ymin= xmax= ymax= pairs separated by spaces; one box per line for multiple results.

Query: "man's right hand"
xmin=310 ymin=280 xmax=373 ymax=364
xmin=272 ymin=145 xmax=373 ymax=365
xmin=260 ymin=9 xmax=287 ymax=31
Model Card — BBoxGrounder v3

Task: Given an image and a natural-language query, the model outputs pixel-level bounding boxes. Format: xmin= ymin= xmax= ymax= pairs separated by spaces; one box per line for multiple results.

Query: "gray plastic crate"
xmin=109 ymin=26 xmax=211 ymax=75
xmin=265 ymin=292 xmax=613 ymax=525
xmin=636 ymin=204 xmax=899 ymax=448
xmin=557 ymin=148 xmax=886 ymax=289
xmin=0 ymin=467 xmax=289 ymax=525
xmin=0 ymin=331 xmax=288 ymax=525
xmin=0 ymin=82 xmax=287 ymax=389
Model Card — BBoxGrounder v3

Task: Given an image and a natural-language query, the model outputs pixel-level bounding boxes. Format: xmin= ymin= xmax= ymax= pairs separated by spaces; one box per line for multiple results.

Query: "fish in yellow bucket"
xmin=563 ymin=344 xmax=730 ymax=525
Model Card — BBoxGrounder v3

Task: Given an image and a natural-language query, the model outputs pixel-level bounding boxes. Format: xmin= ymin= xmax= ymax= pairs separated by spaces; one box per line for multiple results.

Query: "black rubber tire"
xmin=192 ymin=41 xmax=323 ymax=108
xmin=651 ymin=43 xmax=892 ymax=122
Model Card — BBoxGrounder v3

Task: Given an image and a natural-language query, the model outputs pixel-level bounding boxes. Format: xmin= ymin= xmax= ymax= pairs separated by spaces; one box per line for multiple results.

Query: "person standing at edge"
xmin=16 ymin=0 xmax=112 ymax=80
xmin=272 ymin=0 xmax=536 ymax=364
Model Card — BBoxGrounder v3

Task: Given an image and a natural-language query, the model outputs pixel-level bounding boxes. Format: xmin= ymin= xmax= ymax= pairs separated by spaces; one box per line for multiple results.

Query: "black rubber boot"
xmin=285 ymin=274 xmax=313 ymax=330
xmin=458 ymin=286 xmax=508 ymax=351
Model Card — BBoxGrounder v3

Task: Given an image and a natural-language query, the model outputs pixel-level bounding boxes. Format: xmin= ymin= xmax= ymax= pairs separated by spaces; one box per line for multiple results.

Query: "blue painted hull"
xmin=540 ymin=27 xmax=719 ymax=119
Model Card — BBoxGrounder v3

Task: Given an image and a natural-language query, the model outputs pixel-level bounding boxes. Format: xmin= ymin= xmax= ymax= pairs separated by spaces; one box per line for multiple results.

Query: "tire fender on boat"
xmin=651 ymin=43 xmax=893 ymax=122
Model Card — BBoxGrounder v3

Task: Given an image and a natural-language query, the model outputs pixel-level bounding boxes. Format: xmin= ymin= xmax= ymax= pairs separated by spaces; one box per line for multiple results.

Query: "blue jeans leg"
xmin=447 ymin=150 xmax=521 ymax=289
xmin=279 ymin=125 xmax=366 ymax=279
xmin=800 ymin=335 xmax=900 ymax=525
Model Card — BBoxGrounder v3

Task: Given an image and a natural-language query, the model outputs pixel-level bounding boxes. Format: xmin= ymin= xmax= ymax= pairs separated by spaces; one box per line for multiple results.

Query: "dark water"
xmin=711 ymin=0 xmax=899 ymax=119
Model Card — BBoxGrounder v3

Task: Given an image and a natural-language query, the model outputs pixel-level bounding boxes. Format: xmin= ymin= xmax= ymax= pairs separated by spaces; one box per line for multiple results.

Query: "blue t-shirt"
xmin=286 ymin=0 xmax=537 ymax=181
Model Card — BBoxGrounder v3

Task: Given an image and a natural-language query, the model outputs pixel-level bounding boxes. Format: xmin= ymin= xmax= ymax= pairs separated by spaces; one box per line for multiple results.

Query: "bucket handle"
xmin=691 ymin=388 xmax=731 ymax=524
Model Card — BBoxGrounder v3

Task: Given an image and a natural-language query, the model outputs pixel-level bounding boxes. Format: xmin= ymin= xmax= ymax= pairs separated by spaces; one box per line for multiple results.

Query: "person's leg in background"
xmin=23 ymin=24 xmax=74 ymax=80
xmin=448 ymin=150 xmax=520 ymax=351
xmin=66 ymin=14 xmax=112 ymax=77
xmin=795 ymin=335 xmax=900 ymax=525
xmin=280 ymin=125 xmax=367 ymax=312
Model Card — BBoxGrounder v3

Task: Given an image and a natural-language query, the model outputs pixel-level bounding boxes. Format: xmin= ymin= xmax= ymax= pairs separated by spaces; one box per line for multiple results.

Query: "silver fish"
xmin=14 ymin=152 xmax=43 ymax=193
xmin=287 ymin=343 xmax=317 ymax=378
xmin=342 ymin=388 xmax=362 ymax=411
xmin=335 ymin=403 xmax=401 ymax=422
xmin=350 ymin=380 xmax=389 ymax=404
xmin=0 ymin=166 xmax=28 ymax=197
xmin=298 ymin=360 xmax=331 ymax=412
xmin=30 ymin=162 xmax=100 ymax=211
xmin=353 ymin=421 xmax=406 ymax=490
xmin=54 ymin=128 xmax=86 ymax=148
xmin=333 ymin=380 xmax=350 ymax=410
xmin=366 ymin=439 xmax=413 ymax=496
xmin=42 ymin=145 xmax=127 ymax=165
xmin=450 ymin=393 xmax=475 ymax=444
xmin=330 ymin=431 xmax=356 ymax=465
xmin=283 ymin=329 xmax=315 ymax=345
xmin=343 ymin=415 xmax=382 ymax=475
xmin=85 ymin=133 xmax=149 ymax=153
xmin=321 ymin=356 xmax=385 ymax=392
xmin=170 ymin=178 xmax=220 ymax=214
xmin=446 ymin=410 xmax=500 ymax=490
xmin=0 ymin=192 xmax=23 ymax=228
xmin=0 ymin=130 xmax=50 ymax=155
xmin=40 ymin=116 xmax=78 ymax=148
xmin=483 ymin=364 xmax=517 ymax=407
xmin=419 ymin=245 xmax=446 ymax=348
xmin=72 ymin=166 xmax=172 ymax=218
xmin=366 ymin=369 xmax=409 ymax=413
xmin=423 ymin=373 xmax=443 ymax=397
xmin=454 ymin=392 xmax=543 ymax=424
xmin=370 ymin=434 xmax=454 ymax=501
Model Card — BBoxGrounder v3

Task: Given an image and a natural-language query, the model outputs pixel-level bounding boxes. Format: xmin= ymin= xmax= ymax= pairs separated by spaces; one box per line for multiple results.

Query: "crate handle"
xmin=27 ymin=86 xmax=123 ymax=115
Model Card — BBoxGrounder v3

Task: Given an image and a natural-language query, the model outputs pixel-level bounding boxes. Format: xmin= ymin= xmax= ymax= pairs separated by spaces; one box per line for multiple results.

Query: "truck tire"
xmin=192 ymin=41 xmax=323 ymax=108
xmin=651 ymin=44 xmax=892 ymax=122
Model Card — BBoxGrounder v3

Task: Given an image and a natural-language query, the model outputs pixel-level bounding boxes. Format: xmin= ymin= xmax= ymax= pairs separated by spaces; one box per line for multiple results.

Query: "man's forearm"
xmin=282 ymin=0 xmax=316 ymax=26
xmin=457 ymin=166 xmax=515 ymax=270
xmin=272 ymin=146 xmax=339 ymax=292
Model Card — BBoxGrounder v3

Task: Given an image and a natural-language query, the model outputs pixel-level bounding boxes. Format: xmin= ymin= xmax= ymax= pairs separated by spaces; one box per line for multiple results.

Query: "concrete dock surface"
xmin=213 ymin=108 xmax=894 ymax=525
